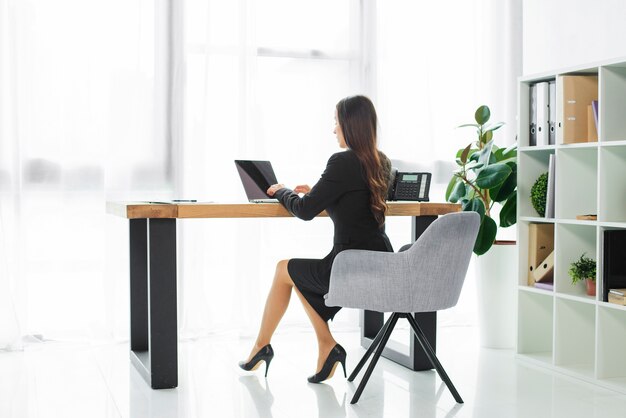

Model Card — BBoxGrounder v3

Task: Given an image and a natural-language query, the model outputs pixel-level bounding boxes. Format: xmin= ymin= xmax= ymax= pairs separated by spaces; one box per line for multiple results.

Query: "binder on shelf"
xmin=528 ymin=223 xmax=555 ymax=286
xmin=603 ymin=230 xmax=626 ymax=302
xmin=536 ymin=82 xmax=550 ymax=146
xmin=587 ymin=105 xmax=598 ymax=141
xmin=532 ymin=250 xmax=554 ymax=283
xmin=545 ymin=154 xmax=556 ymax=218
xmin=558 ymin=75 xmax=598 ymax=144
xmin=608 ymin=288 xmax=626 ymax=305
xmin=529 ymin=84 xmax=537 ymax=146
xmin=548 ymin=81 xmax=556 ymax=145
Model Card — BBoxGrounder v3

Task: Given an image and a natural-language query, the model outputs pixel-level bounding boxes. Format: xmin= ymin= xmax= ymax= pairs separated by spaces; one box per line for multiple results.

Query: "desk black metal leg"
xmin=129 ymin=218 xmax=178 ymax=389
xmin=130 ymin=219 xmax=148 ymax=352
xmin=360 ymin=215 xmax=438 ymax=371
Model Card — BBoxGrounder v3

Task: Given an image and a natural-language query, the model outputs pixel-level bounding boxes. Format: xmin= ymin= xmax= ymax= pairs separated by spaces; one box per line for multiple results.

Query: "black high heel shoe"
xmin=239 ymin=344 xmax=274 ymax=377
xmin=307 ymin=344 xmax=347 ymax=383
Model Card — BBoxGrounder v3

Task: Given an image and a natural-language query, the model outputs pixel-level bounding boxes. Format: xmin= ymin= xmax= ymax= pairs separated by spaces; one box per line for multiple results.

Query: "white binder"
xmin=548 ymin=81 xmax=556 ymax=145
xmin=536 ymin=82 xmax=550 ymax=146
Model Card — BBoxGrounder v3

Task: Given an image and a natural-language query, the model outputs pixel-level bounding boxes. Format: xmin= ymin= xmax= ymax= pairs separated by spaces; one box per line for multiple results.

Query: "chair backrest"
xmin=402 ymin=211 xmax=480 ymax=312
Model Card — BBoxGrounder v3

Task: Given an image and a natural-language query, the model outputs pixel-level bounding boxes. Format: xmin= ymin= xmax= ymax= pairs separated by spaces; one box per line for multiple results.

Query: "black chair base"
xmin=349 ymin=312 xmax=463 ymax=405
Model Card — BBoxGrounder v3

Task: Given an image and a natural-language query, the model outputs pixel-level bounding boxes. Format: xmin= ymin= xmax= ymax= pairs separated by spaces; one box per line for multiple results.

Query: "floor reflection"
xmin=307 ymin=382 xmax=346 ymax=418
xmin=239 ymin=375 xmax=274 ymax=418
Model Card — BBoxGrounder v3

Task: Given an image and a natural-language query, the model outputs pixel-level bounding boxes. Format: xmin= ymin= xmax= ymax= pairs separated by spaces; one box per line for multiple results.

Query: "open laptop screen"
xmin=235 ymin=160 xmax=278 ymax=201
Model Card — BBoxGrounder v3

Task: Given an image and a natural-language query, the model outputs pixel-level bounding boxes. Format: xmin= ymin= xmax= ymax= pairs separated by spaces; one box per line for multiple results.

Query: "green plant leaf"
xmin=493 ymin=147 xmax=506 ymax=162
xmin=460 ymin=143 xmax=472 ymax=164
xmin=568 ymin=253 xmax=596 ymax=283
xmin=474 ymin=215 xmax=497 ymax=255
xmin=481 ymin=130 xmax=493 ymax=144
xmin=458 ymin=123 xmax=479 ymax=128
xmin=476 ymin=139 xmax=494 ymax=168
xmin=502 ymin=143 xmax=517 ymax=157
xmin=464 ymin=161 xmax=484 ymax=170
xmin=474 ymin=105 xmax=491 ymax=125
xmin=483 ymin=121 xmax=505 ymax=133
xmin=499 ymin=195 xmax=517 ymax=227
xmin=445 ymin=176 xmax=460 ymax=201
xmin=462 ymin=197 xmax=486 ymax=220
xmin=491 ymin=162 xmax=517 ymax=202
xmin=475 ymin=163 xmax=512 ymax=189
xmin=449 ymin=180 xmax=467 ymax=203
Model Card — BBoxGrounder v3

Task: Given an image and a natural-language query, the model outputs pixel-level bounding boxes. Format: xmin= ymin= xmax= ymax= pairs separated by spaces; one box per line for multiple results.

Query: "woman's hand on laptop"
xmin=293 ymin=184 xmax=311 ymax=195
xmin=267 ymin=184 xmax=286 ymax=196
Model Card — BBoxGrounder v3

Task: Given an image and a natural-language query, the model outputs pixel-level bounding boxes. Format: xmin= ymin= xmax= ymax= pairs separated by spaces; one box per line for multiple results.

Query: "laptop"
xmin=235 ymin=160 xmax=280 ymax=203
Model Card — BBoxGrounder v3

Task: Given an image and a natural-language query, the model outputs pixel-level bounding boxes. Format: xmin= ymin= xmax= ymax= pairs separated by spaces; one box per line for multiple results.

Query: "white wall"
xmin=523 ymin=0 xmax=626 ymax=75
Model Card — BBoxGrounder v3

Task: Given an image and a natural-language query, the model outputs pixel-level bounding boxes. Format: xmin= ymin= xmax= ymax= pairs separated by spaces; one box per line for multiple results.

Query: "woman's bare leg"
xmin=292 ymin=287 xmax=338 ymax=373
xmin=246 ymin=259 xmax=338 ymax=372
xmin=246 ymin=260 xmax=293 ymax=361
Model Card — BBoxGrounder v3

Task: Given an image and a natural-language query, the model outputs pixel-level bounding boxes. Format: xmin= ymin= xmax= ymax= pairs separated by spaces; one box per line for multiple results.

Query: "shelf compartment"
xmin=597 ymin=306 xmax=626 ymax=384
xmin=555 ymin=147 xmax=598 ymax=220
xmin=518 ymin=291 xmax=553 ymax=360
xmin=600 ymin=66 xmax=626 ymax=142
xmin=518 ymin=150 xmax=554 ymax=218
xmin=554 ymin=298 xmax=595 ymax=372
xmin=599 ymin=145 xmax=626 ymax=222
xmin=554 ymin=223 xmax=598 ymax=297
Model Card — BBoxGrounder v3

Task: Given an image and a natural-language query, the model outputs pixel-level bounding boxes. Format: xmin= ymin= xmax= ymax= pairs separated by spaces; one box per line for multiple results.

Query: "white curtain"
xmin=0 ymin=0 xmax=170 ymax=347
xmin=0 ymin=0 xmax=522 ymax=346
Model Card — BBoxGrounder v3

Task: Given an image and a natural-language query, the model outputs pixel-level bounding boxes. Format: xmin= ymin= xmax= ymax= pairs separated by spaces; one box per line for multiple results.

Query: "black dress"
xmin=274 ymin=150 xmax=393 ymax=321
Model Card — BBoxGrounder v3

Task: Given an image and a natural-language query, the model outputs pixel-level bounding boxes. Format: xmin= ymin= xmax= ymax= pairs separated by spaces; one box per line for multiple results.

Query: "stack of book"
xmin=608 ymin=289 xmax=626 ymax=305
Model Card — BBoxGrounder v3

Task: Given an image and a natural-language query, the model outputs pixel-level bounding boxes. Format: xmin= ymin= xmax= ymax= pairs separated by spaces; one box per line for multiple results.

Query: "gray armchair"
xmin=325 ymin=211 xmax=480 ymax=404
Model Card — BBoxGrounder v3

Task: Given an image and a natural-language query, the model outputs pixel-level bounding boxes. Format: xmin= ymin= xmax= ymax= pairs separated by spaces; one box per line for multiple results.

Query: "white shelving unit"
xmin=517 ymin=57 xmax=626 ymax=393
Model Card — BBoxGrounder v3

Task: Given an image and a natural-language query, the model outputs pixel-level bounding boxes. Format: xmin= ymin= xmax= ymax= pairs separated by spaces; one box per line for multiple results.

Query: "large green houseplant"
xmin=445 ymin=105 xmax=517 ymax=255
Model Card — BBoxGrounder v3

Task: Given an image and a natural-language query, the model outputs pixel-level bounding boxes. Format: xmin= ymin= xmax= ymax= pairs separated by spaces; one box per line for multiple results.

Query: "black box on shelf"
xmin=603 ymin=230 xmax=626 ymax=302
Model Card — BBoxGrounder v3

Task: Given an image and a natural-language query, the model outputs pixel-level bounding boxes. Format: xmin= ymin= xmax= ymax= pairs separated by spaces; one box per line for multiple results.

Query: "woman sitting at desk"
xmin=239 ymin=95 xmax=393 ymax=383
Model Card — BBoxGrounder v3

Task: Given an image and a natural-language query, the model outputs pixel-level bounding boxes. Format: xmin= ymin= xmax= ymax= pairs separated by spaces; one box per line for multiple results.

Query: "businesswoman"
xmin=239 ymin=95 xmax=393 ymax=383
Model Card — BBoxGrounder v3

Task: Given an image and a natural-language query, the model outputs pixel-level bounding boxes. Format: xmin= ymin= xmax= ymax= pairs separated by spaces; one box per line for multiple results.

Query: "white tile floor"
xmin=2 ymin=326 xmax=626 ymax=418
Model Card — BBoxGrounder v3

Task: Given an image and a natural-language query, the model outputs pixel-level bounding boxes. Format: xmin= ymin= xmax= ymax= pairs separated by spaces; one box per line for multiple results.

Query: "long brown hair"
xmin=336 ymin=95 xmax=388 ymax=227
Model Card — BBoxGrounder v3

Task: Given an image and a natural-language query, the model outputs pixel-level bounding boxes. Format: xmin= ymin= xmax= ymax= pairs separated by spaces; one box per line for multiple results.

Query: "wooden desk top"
xmin=107 ymin=201 xmax=460 ymax=219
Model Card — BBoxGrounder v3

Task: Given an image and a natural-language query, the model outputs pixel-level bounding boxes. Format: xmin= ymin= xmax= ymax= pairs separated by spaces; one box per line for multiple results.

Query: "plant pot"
xmin=586 ymin=278 xmax=596 ymax=296
xmin=475 ymin=240 xmax=518 ymax=349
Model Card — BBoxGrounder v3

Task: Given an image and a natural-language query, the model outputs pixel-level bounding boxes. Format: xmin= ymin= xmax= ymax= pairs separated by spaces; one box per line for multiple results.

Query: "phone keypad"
xmin=396 ymin=183 xmax=420 ymax=200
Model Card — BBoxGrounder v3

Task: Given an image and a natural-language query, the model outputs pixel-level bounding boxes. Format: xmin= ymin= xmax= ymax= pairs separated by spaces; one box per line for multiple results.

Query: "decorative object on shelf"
xmin=530 ymin=172 xmax=548 ymax=217
xmin=445 ymin=105 xmax=517 ymax=256
xmin=576 ymin=214 xmax=597 ymax=220
xmin=568 ymin=253 xmax=596 ymax=296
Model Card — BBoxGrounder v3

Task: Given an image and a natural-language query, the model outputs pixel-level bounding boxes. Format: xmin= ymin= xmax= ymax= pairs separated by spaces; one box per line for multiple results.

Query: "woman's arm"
xmin=271 ymin=152 xmax=347 ymax=221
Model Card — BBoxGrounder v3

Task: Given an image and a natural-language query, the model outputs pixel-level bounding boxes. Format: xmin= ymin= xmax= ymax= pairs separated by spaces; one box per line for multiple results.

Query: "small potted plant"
xmin=568 ymin=253 xmax=596 ymax=296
